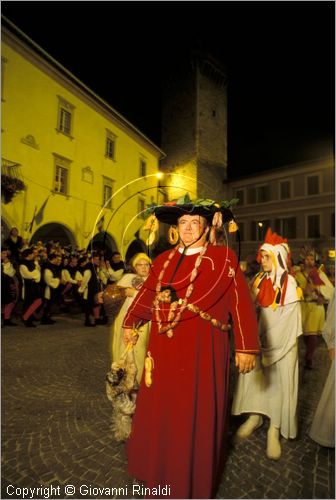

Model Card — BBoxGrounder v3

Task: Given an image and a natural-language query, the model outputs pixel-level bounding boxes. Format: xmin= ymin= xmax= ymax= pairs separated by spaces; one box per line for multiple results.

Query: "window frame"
xmin=105 ymin=129 xmax=117 ymax=160
xmin=306 ymin=213 xmax=321 ymax=239
xmin=255 ymin=183 xmax=270 ymax=203
xmin=139 ymin=157 xmax=147 ymax=178
xmin=102 ymin=176 xmax=114 ymax=209
xmin=138 ymin=197 xmax=146 ymax=219
xmin=274 ymin=216 xmax=297 ymax=239
xmin=56 ymin=96 xmax=75 ymax=138
xmin=279 ymin=178 xmax=292 ymax=200
xmin=306 ymin=173 xmax=321 ymax=196
xmin=235 ymin=188 xmax=245 ymax=206
xmin=52 ymin=154 xmax=71 ymax=196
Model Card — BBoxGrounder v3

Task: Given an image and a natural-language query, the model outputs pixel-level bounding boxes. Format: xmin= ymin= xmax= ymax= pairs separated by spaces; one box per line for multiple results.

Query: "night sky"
xmin=2 ymin=2 xmax=335 ymax=179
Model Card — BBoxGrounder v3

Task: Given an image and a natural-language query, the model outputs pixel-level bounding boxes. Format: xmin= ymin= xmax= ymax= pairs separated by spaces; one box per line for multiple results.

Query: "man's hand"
xmin=235 ymin=352 xmax=257 ymax=374
xmin=125 ymin=287 xmax=136 ymax=298
xmin=123 ymin=328 xmax=139 ymax=346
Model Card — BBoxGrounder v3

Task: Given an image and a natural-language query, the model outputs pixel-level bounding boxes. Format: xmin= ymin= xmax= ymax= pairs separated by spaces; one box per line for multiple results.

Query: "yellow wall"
xmin=1 ymin=32 xmax=163 ymax=258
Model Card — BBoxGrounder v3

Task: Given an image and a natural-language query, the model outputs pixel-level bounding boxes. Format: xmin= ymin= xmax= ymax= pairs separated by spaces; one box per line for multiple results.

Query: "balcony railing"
xmin=2 ymin=157 xmax=23 ymax=179
xmin=1 ymin=158 xmax=25 ymax=203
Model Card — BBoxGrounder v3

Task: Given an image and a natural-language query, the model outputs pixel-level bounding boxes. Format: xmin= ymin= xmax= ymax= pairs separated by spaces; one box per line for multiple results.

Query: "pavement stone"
xmin=1 ymin=313 xmax=335 ymax=499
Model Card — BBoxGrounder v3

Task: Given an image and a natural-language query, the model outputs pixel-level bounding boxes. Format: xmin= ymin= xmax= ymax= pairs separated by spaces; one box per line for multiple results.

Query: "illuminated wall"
xmin=1 ymin=25 xmax=164 ymax=259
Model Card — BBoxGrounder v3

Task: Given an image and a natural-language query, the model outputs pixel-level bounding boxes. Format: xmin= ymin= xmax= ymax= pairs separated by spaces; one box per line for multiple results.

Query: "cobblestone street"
xmin=1 ymin=314 xmax=334 ymax=499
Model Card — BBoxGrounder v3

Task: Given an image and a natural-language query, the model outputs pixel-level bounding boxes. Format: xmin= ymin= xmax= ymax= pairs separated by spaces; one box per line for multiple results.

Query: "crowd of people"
xmin=1 ymin=226 xmax=132 ymax=328
xmin=1 ymin=214 xmax=335 ymax=498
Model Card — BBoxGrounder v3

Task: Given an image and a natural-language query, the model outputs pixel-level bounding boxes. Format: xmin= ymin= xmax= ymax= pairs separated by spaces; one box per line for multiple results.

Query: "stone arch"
xmin=30 ymin=222 xmax=76 ymax=248
xmin=87 ymin=231 xmax=118 ymax=261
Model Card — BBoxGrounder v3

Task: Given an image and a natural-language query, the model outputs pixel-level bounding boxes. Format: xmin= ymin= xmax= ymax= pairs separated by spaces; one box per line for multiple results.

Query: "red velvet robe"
xmin=123 ymin=245 xmax=259 ymax=499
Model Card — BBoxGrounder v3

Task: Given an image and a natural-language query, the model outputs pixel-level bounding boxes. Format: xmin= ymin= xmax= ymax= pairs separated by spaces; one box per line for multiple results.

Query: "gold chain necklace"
xmin=154 ymin=242 xmax=210 ymax=337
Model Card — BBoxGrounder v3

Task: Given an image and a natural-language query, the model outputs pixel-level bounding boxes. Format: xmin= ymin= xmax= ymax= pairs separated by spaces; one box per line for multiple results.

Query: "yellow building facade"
xmin=1 ymin=21 xmax=164 ymax=260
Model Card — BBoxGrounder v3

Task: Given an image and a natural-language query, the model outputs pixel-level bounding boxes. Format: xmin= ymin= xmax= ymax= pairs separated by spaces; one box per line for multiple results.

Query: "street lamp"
xmin=258 ymin=221 xmax=263 ymax=241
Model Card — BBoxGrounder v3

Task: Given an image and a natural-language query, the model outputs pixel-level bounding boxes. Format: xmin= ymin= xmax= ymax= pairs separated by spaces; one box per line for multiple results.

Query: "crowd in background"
xmin=1 ymin=226 xmax=131 ymax=328
xmin=2 ymin=226 xmax=335 ymax=331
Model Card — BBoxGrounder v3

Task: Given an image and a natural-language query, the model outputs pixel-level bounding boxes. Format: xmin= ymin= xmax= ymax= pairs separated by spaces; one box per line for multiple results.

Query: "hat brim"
xmin=154 ymin=204 xmax=234 ymax=225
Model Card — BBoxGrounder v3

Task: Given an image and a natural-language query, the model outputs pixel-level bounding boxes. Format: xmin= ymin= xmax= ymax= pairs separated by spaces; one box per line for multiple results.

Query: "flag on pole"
xmin=28 ymin=206 xmax=37 ymax=234
xmin=35 ymin=196 xmax=50 ymax=226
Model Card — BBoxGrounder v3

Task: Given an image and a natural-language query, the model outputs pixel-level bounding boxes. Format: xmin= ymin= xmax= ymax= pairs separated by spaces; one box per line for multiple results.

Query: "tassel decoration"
xmin=228 ymin=219 xmax=238 ymax=233
xmin=144 ymin=351 xmax=154 ymax=387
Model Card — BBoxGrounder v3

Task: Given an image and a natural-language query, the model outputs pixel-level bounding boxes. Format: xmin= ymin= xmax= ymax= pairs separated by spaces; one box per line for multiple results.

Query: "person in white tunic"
xmin=232 ymin=228 xmax=303 ymax=460
xmin=111 ymin=253 xmax=151 ymax=385
xmin=309 ymin=290 xmax=335 ymax=447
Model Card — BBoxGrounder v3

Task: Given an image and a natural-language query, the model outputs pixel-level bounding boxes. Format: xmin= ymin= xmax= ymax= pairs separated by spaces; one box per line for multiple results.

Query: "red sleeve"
xmin=228 ymin=250 xmax=260 ymax=353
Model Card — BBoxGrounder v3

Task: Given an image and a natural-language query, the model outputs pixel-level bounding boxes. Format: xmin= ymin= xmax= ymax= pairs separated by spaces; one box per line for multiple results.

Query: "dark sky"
xmin=2 ymin=2 xmax=335 ymax=179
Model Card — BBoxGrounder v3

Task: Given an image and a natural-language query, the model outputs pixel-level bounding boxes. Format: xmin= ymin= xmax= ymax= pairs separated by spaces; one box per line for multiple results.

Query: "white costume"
xmin=232 ymin=231 xmax=302 ymax=440
xmin=309 ymin=291 xmax=335 ymax=447
xmin=111 ymin=273 xmax=151 ymax=384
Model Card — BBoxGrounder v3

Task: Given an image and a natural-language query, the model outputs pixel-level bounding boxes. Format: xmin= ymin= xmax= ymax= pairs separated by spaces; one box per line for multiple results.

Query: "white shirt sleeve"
xmin=19 ymin=263 xmax=41 ymax=283
xmin=44 ymin=269 xmax=60 ymax=289
xmin=3 ymin=261 xmax=16 ymax=278
xmin=78 ymin=269 xmax=91 ymax=294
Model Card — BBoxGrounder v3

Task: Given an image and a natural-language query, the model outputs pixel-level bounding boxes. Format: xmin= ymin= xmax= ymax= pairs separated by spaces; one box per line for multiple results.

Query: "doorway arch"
xmin=87 ymin=231 xmax=118 ymax=260
xmin=125 ymin=239 xmax=147 ymax=264
xmin=30 ymin=223 xmax=76 ymax=248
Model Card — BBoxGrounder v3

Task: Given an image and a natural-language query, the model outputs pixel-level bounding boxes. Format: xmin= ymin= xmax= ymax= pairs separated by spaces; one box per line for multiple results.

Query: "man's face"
xmin=260 ymin=250 xmax=273 ymax=273
xmin=134 ymin=259 xmax=150 ymax=278
xmin=304 ymin=255 xmax=315 ymax=269
xmin=112 ymin=253 xmax=121 ymax=263
xmin=1 ymin=250 xmax=8 ymax=261
xmin=177 ymin=215 xmax=208 ymax=248
xmin=92 ymin=256 xmax=100 ymax=266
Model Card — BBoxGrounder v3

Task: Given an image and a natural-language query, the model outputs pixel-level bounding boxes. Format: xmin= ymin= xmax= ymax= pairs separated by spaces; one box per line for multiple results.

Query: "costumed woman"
xmin=122 ymin=194 xmax=260 ymax=499
xmin=309 ymin=290 xmax=335 ymax=447
xmin=231 ymin=228 xmax=303 ymax=460
xmin=294 ymin=246 xmax=334 ymax=369
xmin=111 ymin=252 xmax=152 ymax=385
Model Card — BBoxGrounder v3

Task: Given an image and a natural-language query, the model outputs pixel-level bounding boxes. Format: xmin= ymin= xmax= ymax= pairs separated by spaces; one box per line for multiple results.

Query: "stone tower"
xmin=160 ymin=49 xmax=228 ymax=202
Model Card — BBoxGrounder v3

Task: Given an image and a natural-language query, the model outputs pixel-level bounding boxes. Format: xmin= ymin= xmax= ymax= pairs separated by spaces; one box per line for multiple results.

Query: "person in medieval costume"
xmin=231 ymin=228 xmax=303 ymax=460
xmin=111 ymin=252 xmax=152 ymax=386
xmin=19 ymin=248 xmax=42 ymax=327
xmin=309 ymin=290 xmax=335 ymax=447
xmin=40 ymin=252 xmax=62 ymax=324
xmin=294 ymin=246 xmax=334 ymax=369
xmin=1 ymin=247 xmax=18 ymax=326
xmin=78 ymin=252 xmax=103 ymax=326
xmin=122 ymin=194 xmax=260 ymax=499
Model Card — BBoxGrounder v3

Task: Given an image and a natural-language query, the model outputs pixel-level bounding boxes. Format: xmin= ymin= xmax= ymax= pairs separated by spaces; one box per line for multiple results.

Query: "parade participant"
xmin=1 ymin=248 xmax=18 ymax=326
xmin=309 ymin=290 xmax=335 ymax=447
xmin=112 ymin=252 xmax=152 ymax=385
xmin=109 ymin=251 xmax=126 ymax=281
xmin=78 ymin=252 xmax=102 ymax=326
xmin=61 ymin=254 xmax=81 ymax=307
xmin=40 ymin=252 xmax=63 ymax=324
xmin=4 ymin=227 xmax=24 ymax=265
xmin=232 ymin=228 xmax=303 ymax=460
xmin=19 ymin=248 xmax=42 ymax=327
xmin=122 ymin=194 xmax=260 ymax=499
xmin=294 ymin=246 xmax=334 ymax=369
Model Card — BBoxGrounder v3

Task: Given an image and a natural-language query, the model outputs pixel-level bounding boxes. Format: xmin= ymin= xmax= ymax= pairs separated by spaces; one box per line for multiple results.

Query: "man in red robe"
xmin=122 ymin=195 xmax=260 ymax=499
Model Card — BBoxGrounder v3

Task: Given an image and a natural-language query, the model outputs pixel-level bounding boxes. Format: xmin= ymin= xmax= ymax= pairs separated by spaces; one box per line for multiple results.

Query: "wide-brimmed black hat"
xmin=147 ymin=193 xmax=238 ymax=226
